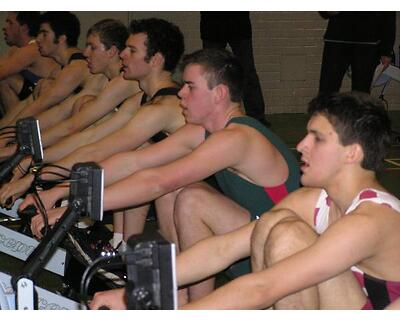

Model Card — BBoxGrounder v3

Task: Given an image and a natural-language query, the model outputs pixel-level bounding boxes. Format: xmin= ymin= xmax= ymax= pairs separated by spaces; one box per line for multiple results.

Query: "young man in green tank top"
xmin=86 ymin=48 xmax=299 ymax=306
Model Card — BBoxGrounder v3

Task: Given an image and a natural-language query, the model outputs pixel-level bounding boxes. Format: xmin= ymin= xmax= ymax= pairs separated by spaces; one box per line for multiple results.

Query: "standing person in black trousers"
xmin=200 ymin=12 xmax=269 ymax=126
xmin=319 ymin=11 xmax=396 ymax=94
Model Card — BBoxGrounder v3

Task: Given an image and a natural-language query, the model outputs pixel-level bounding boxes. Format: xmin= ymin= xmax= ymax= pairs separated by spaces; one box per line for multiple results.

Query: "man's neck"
xmin=18 ymin=34 xmax=34 ymax=48
xmin=324 ymin=169 xmax=380 ymax=214
xmin=104 ymin=59 xmax=123 ymax=80
xmin=139 ymin=70 xmax=176 ymax=99
xmin=204 ymin=103 xmax=243 ymax=133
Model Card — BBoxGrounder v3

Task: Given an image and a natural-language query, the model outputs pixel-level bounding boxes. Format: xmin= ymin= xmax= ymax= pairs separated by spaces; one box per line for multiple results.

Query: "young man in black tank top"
xmin=13 ymin=19 xmax=186 ymax=249
xmin=0 ymin=12 xmax=59 ymax=115
xmin=0 ymin=12 xmax=107 ymax=130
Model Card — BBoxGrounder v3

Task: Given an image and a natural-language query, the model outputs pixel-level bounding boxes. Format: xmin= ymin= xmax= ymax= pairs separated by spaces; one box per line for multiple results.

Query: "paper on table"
xmin=372 ymin=63 xmax=400 ymax=87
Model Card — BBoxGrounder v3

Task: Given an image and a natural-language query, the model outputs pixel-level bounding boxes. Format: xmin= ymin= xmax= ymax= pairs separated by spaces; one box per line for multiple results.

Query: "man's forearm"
xmin=9 ymin=92 xmax=66 ymax=126
xmin=180 ymin=273 xmax=271 ymax=310
xmin=36 ymin=96 xmax=78 ymax=131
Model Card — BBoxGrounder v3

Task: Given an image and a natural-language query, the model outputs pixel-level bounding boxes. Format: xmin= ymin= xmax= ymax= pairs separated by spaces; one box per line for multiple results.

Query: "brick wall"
xmin=130 ymin=11 xmax=400 ymax=114
xmin=1 ymin=11 xmax=399 ymax=114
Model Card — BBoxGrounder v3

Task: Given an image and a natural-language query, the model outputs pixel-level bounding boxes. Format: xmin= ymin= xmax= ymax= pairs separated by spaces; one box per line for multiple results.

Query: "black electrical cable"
xmin=31 ymin=186 xmax=49 ymax=236
xmin=39 ymin=163 xmax=72 ymax=173
xmin=0 ymin=134 xmax=16 ymax=140
xmin=0 ymin=125 xmax=16 ymax=131
xmin=17 ymin=163 xmax=28 ymax=176
xmin=36 ymin=171 xmax=70 ymax=180
xmin=0 ymin=130 xmax=16 ymax=136
xmin=80 ymin=255 xmax=125 ymax=308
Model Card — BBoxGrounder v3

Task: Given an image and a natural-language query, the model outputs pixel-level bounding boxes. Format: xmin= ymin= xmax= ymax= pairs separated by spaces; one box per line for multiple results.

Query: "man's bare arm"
xmin=6 ymin=60 xmax=93 ymax=125
xmin=102 ymin=126 xmax=249 ymax=211
xmin=0 ymin=45 xmax=37 ymax=80
xmin=47 ymin=94 xmax=183 ymax=176
xmin=0 ymin=93 xmax=143 ymax=203
xmin=182 ymin=208 xmax=379 ymax=309
xmin=177 ymin=221 xmax=255 ymax=287
xmin=42 ymin=93 xmax=143 ymax=164
xmin=36 ymin=93 xmax=96 ymax=131
xmin=40 ymin=76 xmax=140 ymax=147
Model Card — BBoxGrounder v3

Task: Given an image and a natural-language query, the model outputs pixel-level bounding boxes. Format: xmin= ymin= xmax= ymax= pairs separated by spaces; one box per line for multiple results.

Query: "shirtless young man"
xmin=0 ymin=18 xmax=135 ymax=164
xmin=14 ymin=18 xmax=186 ymax=245
xmin=0 ymin=12 xmax=59 ymax=113
xmin=0 ymin=19 xmax=138 ymax=193
xmin=91 ymin=92 xmax=400 ymax=310
xmin=0 ymin=11 xmax=107 ymax=129
xmin=0 ymin=18 xmax=140 ymax=163
xmin=33 ymin=18 xmax=139 ymax=134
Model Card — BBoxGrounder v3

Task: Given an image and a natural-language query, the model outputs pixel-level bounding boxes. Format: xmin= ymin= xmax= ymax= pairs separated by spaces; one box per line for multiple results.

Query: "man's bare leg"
xmin=155 ymin=190 xmax=189 ymax=305
xmin=123 ymin=205 xmax=150 ymax=241
xmin=111 ymin=205 xmax=150 ymax=246
xmin=263 ymin=216 xmax=367 ymax=309
xmin=112 ymin=210 xmax=124 ymax=248
xmin=155 ymin=190 xmax=181 ymax=247
xmin=174 ymin=182 xmax=251 ymax=301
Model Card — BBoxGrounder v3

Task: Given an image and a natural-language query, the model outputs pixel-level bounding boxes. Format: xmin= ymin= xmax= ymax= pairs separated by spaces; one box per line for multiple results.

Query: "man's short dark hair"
xmin=15 ymin=12 xmax=41 ymax=37
xmin=41 ymin=12 xmax=80 ymax=47
xmin=308 ymin=92 xmax=392 ymax=172
xmin=87 ymin=19 xmax=128 ymax=52
xmin=129 ymin=18 xmax=184 ymax=72
xmin=181 ymin=49 xmax=244 ymax=103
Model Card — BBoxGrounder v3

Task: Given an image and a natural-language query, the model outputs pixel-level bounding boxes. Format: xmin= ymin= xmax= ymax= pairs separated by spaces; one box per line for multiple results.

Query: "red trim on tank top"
xmin=264 ymin=184 xmax=289 ymax=205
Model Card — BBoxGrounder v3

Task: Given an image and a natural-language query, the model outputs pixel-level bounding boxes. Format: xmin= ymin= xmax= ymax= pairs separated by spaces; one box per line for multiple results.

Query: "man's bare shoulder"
xmin=350 ymin=197 xmax=400 ymax=220
xmin=63 ymin=58 xmax=90 ymax=77
xmin=146 ymin=92 xmax=181 ymax=108
xmin=0 ymin=44 xmax=38 ymax=66
xmin=119 ymin=90 xmax=145 ymax=108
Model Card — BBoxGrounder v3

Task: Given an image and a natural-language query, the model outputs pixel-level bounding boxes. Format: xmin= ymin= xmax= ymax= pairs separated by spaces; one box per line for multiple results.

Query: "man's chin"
xmin=121 ymin=71 xmax=132 ymax=80
xmin=300 ymin=177 xmax=320 ymax=189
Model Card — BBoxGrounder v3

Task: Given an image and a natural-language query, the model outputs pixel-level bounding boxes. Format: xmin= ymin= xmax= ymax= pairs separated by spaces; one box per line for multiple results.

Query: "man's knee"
xmin=174 ymin=183 xmax=212 ymax=219
xmin=264 ymin=219 xmax=317 ymax=267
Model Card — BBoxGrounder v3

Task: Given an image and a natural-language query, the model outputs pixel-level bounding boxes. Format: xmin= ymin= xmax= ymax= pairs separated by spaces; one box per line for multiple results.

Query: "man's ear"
xmin=107 ymin=45 xmax=119 ymax=58
xmin=345 ymin=143 xmax=364 ymax=164
xmin=20 ymin=23 xmax=30 ymax=37
xmin=57 ymin=34 xmax=67 ymax=45
xmin=150 ymin=52 xmax=165 ymax=68
xmin=213 ymin=83 xmax=229 ymax=104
